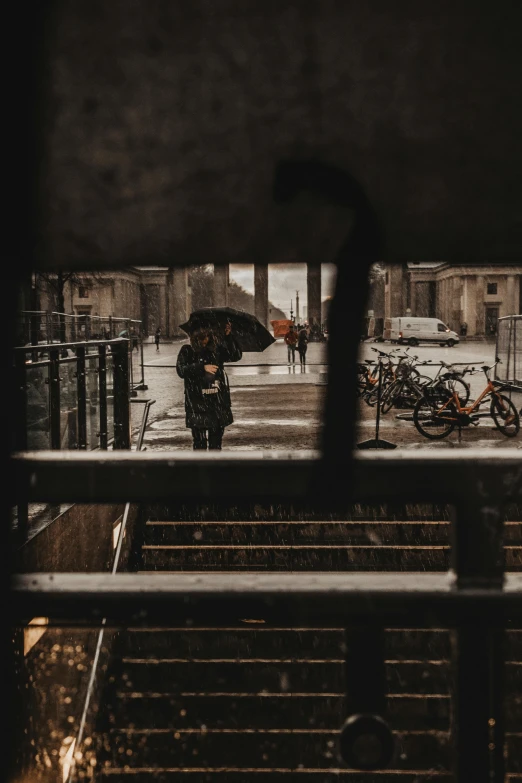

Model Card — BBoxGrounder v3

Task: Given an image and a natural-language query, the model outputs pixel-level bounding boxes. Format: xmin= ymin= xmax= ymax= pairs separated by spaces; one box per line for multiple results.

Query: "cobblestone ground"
xmin=131 ymin=338 xmax=520 ymax=451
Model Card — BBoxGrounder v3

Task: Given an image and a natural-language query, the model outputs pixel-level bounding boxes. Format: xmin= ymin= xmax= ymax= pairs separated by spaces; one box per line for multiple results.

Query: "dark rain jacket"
xmin=297 ymin=329 xmax=309 ymax=351
xmin=176 ymin=335 xmax=242 ymax=428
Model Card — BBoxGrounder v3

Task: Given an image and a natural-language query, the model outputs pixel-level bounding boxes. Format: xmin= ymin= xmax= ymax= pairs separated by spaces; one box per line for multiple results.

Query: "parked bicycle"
xmin=356 ymin=348 xmax=401 ymax=405
xmin=378 ymin=351 xmax=433 ymax=412
xmin=379 ymin=355 xmax=475 ymax=414
xmin=412 ymin=361 xmax=520 ymax=440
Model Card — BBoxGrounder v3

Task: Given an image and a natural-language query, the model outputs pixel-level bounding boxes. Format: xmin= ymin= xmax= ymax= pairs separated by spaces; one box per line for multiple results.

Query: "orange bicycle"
xmin=412 ymin=361 xmax=520 ymax=440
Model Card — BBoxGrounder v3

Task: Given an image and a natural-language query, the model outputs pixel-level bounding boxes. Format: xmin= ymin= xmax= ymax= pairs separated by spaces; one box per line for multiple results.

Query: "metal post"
xmin=98 ymin=345 xmax=108 ymax=450
xmin=76 ymin=346 xmax=87 ymax=449
xmin=375 ymin=360 xmax=382 ymax=441
xmin=506 ymin=317 xmax=513 ymax=387
xmin=49 ymin=348 xmax=61 ymax=450
xmin=13 ymin=352 xmax=28 ymax=544
xmin=112 ymin=342 xmax=131 ymax=450
xmin=133 ymin=332 xmax=148 ymax=391
xmin=67 ymin=408 xmax=78 ymax=449
xmin=340 ymin=626 xmax=394 ymax=770
xmin=451 ymin=500 xmax=505 ymax=782
xmin=127 ymin=319 xmax=134 ymax=393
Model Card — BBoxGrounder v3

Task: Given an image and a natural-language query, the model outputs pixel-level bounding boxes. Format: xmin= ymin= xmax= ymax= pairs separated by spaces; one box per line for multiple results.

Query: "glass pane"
xmin=26 ymin=364 xmax=50 ymax=450
xmin=86 ymin=353 xmax=100 ymax=450
xmin=60 ymin=358 xmax=78 ymax=449
xmin=106 ymin=354 xmax=115 ymax=446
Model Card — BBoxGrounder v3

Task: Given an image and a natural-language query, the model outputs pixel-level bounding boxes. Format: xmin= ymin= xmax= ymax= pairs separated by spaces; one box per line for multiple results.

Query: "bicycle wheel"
xmin=413 ymin=397 xmax=456 ymax=440
xmin=490 ymin=394 xmax=520 ymax=437
xmin=365 ymin=386 xmax=380 ymax=406
xmin=380 ymin=381 xmax=401 ymax=413
xmin=365 ymin=375 xmax=394 ymax=407
xmin=432 ymin=377 xmax=470 ymax=406
xmin=356 ymin=366 xmax=368 ymax=398
xmin=403 ymin=375 xmax=434 ymax=406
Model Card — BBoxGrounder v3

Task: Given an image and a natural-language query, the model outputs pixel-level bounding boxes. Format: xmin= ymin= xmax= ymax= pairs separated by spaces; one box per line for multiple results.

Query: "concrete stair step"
xmin=145 ymin=520 xmax=522 ymax=545
xmin=95 ymin=729 xmax=452 ymax=772
xmin=145 ymin=520 xmax=451 ymax=546
xmin=121 ymin=627 xmax=522 ymax=659
xmin=146 ymin=503 xmax=454 ymax=523
xmin=114 ymin=659 xmax=457 ymax=696
xmin=140 ymin=545 xmax=451 ymax=571
xmin=102 ymin=692 xmax=452 ymax=732
xmin=97 ymin=772 xmax=455 ymax=782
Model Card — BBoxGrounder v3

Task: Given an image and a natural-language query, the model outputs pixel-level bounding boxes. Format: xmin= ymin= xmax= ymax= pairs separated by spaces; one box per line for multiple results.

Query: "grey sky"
xmin=229 ymin=263 xmax=337 ymax=318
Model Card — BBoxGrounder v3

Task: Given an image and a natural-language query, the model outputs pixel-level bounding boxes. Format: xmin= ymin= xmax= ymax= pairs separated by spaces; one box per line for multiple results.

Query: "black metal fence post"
xmin=76 ymin=346 xmax=87 ymax=450
xmin=340 ymin=626 xmax=394 ymax=770
xmin=49 ymin=348 xmax=61 ymax=450
xmin=451 ymin=499 xmax=506 ymax=782
xmin=13 ymin=352 xmax=28 ymax=544
xmin=112 ymin=341 xmax=131 ymax=450
xmin=98 ymin=345 xmax=108 ymax=450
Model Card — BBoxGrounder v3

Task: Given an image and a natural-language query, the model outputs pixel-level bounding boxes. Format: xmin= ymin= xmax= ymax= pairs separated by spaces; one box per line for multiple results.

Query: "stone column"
xmin=384 ymin=264 xmax=405 ymax=319
xmin=461 ymin=276 xmax=468 ymax=330
xmin=409 ymin=277 xmax=417 ymax=316
xmin=466 ymin=276 xmax=478 ymax=336
xmin=506 ymin=275 xmax=517 ymax=316
xmin=476 ymin=276 xmax=486 ymax=335
xmin=169 ymin=267 xmax=190 ymax=338
xmin=307 ymin=263 xmax=322 ymax=325
xmin=213 ymin=264 xmax=229 ymax=307
xmin=254 ymin=263 xmax=269 ymax=326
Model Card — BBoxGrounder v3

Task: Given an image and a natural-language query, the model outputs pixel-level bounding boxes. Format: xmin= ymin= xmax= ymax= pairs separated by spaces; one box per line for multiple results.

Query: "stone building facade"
xmin=35 ymin=267 xmax=192 ymax=338
xmin=384 ymin=262 xmax=522 ymax=336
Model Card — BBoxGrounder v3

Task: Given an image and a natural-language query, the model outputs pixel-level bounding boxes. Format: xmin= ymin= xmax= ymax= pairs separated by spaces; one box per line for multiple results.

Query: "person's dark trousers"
xmin=191 ymin=427 xmax=224 ymax=450
xmin=287 ymin=345 xmax=296 ymax=363
xmin=298 ymin=348 xmax=307 ymax=365
xmin=208 ymin=427 xmax=224 ymax=450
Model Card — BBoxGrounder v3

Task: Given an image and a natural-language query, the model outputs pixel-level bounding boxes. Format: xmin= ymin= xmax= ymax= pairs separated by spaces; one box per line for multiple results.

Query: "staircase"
xmin=94 ymin=503 xmax=522 ymax=781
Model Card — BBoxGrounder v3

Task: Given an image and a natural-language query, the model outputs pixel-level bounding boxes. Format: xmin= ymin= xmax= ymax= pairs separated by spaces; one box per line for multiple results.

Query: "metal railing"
xmin=9 ymin=263 xmax=522 ymax=781
xmin=10 ymin=449 xmax=522 ymax=781
xmin=12 ymin=338 xmax=131 ymax=454
xmin=12 ymin=339 xmax=132 ymax=545
xmin=18 ymin=310 xmax=142 ymax=343
xmin=60 ymin=400 xmax=155 ymax=783
xmin=18 ymin=311 xmax=148 ymax=392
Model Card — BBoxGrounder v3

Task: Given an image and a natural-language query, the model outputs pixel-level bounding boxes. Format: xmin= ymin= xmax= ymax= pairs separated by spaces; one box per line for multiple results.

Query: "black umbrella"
xmin=179 ymin=307 xmax=276 ymax=352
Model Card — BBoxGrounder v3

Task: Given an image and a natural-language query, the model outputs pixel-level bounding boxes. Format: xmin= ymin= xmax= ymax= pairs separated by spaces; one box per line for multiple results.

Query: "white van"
xmin=383 ymin=317 xmax=459 ymax=347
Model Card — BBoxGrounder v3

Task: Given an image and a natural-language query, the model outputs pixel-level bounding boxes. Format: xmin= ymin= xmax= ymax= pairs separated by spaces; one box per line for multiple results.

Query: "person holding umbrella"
xmin=176 ymin=321 xmax=242 ymax=450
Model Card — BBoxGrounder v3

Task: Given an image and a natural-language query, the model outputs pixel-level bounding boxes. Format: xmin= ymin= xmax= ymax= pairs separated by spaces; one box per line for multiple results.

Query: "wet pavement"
xmin=131 ymin=338 xmax=520 ymax=452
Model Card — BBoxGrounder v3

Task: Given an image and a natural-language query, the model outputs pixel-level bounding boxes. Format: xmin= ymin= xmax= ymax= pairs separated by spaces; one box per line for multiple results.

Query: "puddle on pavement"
xmin=149 ymin=421 xmax=187 ymax=431
xmin=230 ymin=419 xmax=312 ymax=427
xmin=146 ymin=429 xmax=189 ymax=439
xmin=226 ymin=365 xmax=328 ymax=375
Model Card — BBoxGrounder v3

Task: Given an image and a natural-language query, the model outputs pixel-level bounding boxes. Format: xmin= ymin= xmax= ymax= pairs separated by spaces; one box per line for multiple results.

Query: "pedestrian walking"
xmin=154 ymin=327 xmax=161 ymax=351
xmin=297 ymin=326 xmax=309 ymax=366
xmin=176 ymin=321 xmax=242 ymax=450
xmin=131 ymin=326 xmax=139 ymax=351
xmin=284 ymin=323 xmax=298 ymax=364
